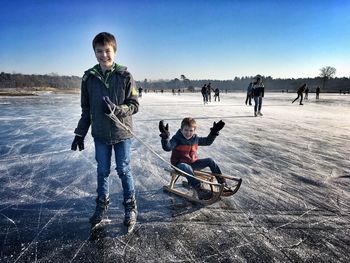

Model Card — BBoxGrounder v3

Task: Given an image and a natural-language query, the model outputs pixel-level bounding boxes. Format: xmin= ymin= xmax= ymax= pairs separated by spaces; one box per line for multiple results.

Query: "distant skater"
xmin=207 ymin=83 xmax=212 ymax=102
xmin=201 ymin=84 xmax=208 ymax=104
xmin=304 ymin=86 xmax=309 ymax=100
xmin=316 ymin=86 xmax=320 ymax=99
xmin=252 ymin=76 xmax=264 ymax=116
xmin=292 ymin=83 xmax=306 ymax=105
xmin=214 ymin=88 xmax=220 ymax=101
xmin=245 ymin=82 xmax=253 ymax=105
xmin=138 ymin=86 xmax=143 ymax=98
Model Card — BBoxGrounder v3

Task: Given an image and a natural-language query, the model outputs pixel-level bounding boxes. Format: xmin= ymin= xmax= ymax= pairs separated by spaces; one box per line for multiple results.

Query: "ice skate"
xmin=89 ymin=197 xmax=110 ymax=227
xmin=123 ymin=197 xmax=137 ymax=233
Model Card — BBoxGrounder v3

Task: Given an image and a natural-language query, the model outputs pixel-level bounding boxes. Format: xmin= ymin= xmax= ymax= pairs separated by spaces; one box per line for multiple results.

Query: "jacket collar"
xmin=84 ymin=63 xmax=127 ymax=88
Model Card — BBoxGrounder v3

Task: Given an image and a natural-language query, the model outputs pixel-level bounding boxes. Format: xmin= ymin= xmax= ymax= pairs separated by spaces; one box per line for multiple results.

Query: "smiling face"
xmin=94 ymin=44 xmax=116 ymax=72
xmin=181 ymin=125 xmax=195 ymax=140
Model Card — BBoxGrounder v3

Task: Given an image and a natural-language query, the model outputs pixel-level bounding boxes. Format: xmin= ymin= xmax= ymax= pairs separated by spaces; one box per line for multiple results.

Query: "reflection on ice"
xmin=0 ymin=92 xmax=349 ymax=262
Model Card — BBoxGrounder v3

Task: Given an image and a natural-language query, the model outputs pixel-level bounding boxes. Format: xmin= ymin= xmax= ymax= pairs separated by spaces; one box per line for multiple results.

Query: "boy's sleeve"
xmin=117 ymin=72 xmax=139 ymax=117
xmin=74 ymin=77 xmax=91 ymax=137
xmin=161 ymin=136 xmax=177 ymax=152
xmin=198 ymin=133 xmax=216 ymax=146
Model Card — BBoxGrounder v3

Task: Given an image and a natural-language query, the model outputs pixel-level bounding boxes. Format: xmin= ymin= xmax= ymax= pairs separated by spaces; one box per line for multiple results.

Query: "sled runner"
xmin=163 ymin=168 xmax=242 ymax=205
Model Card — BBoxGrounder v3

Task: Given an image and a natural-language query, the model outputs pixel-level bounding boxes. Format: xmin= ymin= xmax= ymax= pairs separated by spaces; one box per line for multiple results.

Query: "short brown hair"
xmin=92 ymin=32 xmax=117 ymax=52
xmin=181 ymin=117 xmax=197 ymax=129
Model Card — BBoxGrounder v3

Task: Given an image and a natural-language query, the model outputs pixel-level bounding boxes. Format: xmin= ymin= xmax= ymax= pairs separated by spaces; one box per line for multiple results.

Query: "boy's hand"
xmin=159 ymin=120 xmax=170 ymax=139
xmin=103 ymin=96 xmax=124 ymax=117
xmin=71 ymin=135 xmax=85 ymax=151
xmin=210 ymin=120 xmax=225 ymax=136
xmin=103 ymin=96 xmax=117 ymax=115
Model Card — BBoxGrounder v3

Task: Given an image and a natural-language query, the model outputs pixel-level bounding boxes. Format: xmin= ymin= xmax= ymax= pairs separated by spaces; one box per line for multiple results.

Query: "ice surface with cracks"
xmin=0 ymin=91 xmax=349 ymax=262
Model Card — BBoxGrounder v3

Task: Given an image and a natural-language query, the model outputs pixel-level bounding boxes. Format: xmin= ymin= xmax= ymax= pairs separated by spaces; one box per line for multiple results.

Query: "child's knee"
xmin=177 ymin=163 xmax=193 ymax=174
xmin=208 ymin=158 xmax=216 ymax=165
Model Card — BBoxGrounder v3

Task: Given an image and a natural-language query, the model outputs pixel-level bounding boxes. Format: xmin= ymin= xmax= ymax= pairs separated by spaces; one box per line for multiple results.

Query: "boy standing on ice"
xmin=71 ymin=32 xmax=139 ymax=229
xmin=252 ymin=76 xmax=264 ymax=116
xmin=159 ymin=117 xmax=234 ymax=200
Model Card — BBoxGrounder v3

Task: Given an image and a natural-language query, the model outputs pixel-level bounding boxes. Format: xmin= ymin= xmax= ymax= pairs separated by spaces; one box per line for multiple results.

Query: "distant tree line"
xmin=1 ymin=70 xmax=349 ymax=93
xmin=0 ymin=72 xmax=81 ymax=89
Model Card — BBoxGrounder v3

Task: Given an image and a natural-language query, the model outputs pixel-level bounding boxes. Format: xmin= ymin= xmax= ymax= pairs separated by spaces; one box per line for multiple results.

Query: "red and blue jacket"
xmin=161 ymin=129 xmax=217 ymax=165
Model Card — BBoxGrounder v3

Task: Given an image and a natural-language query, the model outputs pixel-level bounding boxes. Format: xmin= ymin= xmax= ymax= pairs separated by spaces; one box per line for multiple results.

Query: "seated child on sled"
xmin=159 ymin=117 xmax=233 ymax=200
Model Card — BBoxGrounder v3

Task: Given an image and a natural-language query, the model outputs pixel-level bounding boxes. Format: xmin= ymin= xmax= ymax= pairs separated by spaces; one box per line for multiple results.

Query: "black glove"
xmin=159 ymin=120 xmax=170 ymax=139
xmin=210 ymin=120 xmax=225 ymax=136
xmin=103 ymin=96 xmax=115 ymax=115
xmin=71 ymin=135 xmax=85 ymax=151
xmin=102 ymin=96 xmax=125 ymax=117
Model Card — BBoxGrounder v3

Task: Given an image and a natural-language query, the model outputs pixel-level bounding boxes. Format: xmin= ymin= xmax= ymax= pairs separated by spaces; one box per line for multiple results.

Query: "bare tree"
xmin=180 ymin=74 xmax=191 ymax=90
xmin=319 ymin=66 xmax=336 ymax=90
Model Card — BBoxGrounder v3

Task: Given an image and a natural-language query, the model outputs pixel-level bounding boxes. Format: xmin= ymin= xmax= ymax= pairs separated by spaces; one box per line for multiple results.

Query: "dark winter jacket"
xmin=214 ymin=88 xmax=220 ymax=96
xmin=74 ymin=63 xmax=139 ymax=144
xmin=246 ymin=82 xmax=253 ymax=95
xmin=297 ymin=85 xmax=306 ymax=94
xmin=161 ymin=129 xmax=217 ymax=165
xmin=252 ymin=82 xmax=265 ymax=97
xmin=201 ymin=86 xmax=207 ymax=95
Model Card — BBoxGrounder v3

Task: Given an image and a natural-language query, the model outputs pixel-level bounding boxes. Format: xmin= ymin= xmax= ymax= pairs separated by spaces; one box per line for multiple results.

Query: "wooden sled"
xmin=163 ymin=168 xmax=242 ymax=205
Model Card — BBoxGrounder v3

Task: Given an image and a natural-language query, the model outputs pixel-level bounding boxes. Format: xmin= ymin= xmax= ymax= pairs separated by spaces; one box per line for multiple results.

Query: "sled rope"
xmin=107 ymin=113 xmax=170 ymax=165
xmin=107 ymin=113 xmax=221 ymax=185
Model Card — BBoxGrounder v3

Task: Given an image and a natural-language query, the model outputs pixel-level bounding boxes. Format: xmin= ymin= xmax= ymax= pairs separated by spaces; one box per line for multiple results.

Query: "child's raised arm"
xmin=210 ymin=120 xmax=225 ymax=136
xmin=159 ymin=120 xmax=177 ymax=151
xmin=159 ymin=120 xmax=170 ymax=139
xmin=198 ymin=120 xmax=226 ymax=146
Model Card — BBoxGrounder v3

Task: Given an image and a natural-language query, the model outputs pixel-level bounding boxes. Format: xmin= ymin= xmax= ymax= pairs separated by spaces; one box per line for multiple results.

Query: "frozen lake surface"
xmin=0 ymin=92 xmax=349 ymax=262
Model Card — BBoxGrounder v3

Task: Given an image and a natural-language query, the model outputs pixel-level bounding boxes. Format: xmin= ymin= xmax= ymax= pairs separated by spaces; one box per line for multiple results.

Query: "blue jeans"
xmin=254 ymin=96 xmax=263 ymax=112
xmin=202 ymin=93 xmax=208 ymax=103
xmin=94 ymin=138 xmax=135 ymax=200
xmin=176 ymin=158 xmax=222 ymax=187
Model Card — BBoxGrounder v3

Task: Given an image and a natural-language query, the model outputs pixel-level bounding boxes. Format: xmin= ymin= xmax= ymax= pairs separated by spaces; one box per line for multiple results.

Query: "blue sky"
xmin=0 ymin=0 xmax=349 ymax=80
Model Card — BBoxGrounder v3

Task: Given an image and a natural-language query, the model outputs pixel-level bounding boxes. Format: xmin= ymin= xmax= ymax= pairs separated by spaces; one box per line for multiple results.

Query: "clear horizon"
xmin=0 ymin=0 xmax=349 ymax=81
